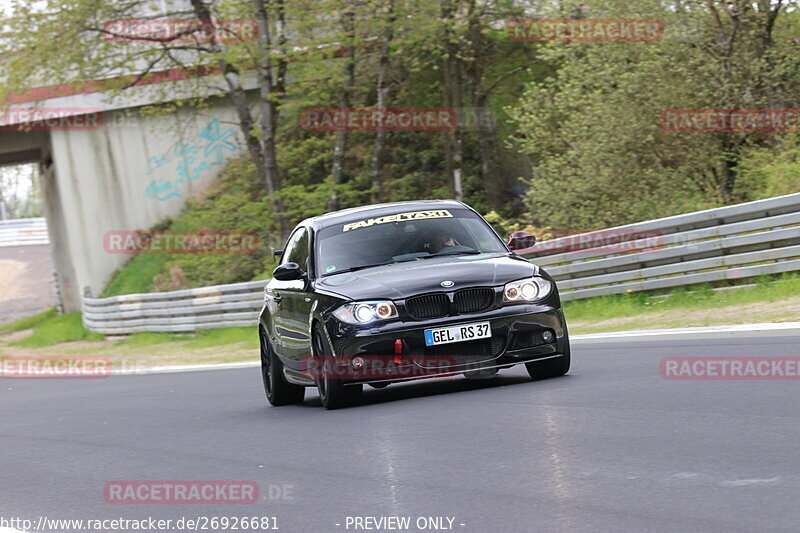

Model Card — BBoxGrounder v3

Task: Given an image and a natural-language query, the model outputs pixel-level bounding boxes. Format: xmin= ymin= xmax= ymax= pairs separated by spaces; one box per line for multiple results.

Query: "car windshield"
xmin=315 ymin=207 xmax=507 ymax=277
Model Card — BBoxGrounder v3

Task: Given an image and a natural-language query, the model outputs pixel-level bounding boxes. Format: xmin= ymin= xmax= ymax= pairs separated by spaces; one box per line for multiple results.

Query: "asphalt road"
xmin=2 ymin=332 xmax=800 ymax=533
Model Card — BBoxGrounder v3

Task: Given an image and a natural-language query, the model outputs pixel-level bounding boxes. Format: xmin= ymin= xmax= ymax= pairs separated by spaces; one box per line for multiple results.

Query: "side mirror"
xmin=507 ymin=231 xmax=536 ymax=252
xmin=272 ymin=248 xmax=284 ymax=258
xmin=273 ymin=262 xmax=306 ymax=281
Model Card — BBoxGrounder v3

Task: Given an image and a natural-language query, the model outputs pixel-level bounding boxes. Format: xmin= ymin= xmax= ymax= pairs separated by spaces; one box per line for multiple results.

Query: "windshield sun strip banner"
xmin=342 ymin=210 xmax=454 ymax=232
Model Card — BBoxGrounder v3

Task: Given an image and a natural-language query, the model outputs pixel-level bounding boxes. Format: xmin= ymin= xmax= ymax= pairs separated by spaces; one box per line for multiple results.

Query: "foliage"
xmin=3 ymin=0 xmax=800 ymax=297
xmin=511 ymin=0 xmax=800 ymax=230
xmin=0 ymin=163 xmax=42 ymax=219
xmin=736 ymin=135 xmax=800 ymax=199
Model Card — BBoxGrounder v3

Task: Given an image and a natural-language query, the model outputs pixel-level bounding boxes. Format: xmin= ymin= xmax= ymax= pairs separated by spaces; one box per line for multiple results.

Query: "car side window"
xmin=284 ymin=228 xmax=309 ymax=270
xmin=281 ymin=229 xmax=302 ymax=266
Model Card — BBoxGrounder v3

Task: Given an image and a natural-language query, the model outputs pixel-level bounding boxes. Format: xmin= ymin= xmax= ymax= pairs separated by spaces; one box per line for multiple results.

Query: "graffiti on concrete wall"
xmin=145 ymin=118 xmax=239 ymax=201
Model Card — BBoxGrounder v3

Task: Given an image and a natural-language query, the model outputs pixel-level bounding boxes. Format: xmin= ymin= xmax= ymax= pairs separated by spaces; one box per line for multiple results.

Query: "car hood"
xmin=315 ymin=253 xmax=538 ymax=300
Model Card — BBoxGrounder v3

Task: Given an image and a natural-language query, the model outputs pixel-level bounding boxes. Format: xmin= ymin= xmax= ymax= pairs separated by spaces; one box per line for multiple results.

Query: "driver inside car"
xmin=430 ymin=231 xmax=459 ymax=253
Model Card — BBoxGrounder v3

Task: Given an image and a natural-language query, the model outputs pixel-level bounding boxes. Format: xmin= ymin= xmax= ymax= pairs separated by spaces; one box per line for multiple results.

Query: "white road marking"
xmin=112 ymin=360 xmax=259 ymax=375
xmin=721 ymin=477 xmax=780 ymax=487
xmin=572 ymin=321 xmax=800 ymax=342
xmin=671 ymin=472 xmax=700 ymax=479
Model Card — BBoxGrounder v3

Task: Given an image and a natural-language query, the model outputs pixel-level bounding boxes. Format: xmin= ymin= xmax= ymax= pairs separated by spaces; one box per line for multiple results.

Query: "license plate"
xmin=424 ymin=322 xmax=491 ymax=346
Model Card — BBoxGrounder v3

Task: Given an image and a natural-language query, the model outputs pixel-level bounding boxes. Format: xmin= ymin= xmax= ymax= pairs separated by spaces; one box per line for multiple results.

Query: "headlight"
xmin=503 ymin=277 xmax=552 ymax=303
xmin=333 ymin=301 xmax=399 ymax=324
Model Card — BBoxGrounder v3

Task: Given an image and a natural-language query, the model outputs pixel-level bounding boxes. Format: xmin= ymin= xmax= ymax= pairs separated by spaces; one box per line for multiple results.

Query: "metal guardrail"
xmin=81 ymin=192 xmax=800 ymax=334
xmin=0 ymin=217 xmax=49 ymax=247
xmin=82 ymin=280 xmax=266 ymax=334
xmin=521 ymin=192 xmax=800 ymax=301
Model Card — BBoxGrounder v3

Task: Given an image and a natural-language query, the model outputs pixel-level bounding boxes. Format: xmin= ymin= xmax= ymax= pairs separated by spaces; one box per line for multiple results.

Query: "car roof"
xmin=299 ymin=199 xmax=470 ymax=230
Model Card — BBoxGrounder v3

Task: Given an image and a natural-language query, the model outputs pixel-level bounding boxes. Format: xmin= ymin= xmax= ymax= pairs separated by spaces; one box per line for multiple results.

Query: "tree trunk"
xmin=329 ymin=2 xmax=356 ymax=211
xmin=463 ymin=2 xmax=503 ymax=209
xmin=475 ymin=97 xmax=502 ymax=208
xmin=718 ymin=134 xmax=740 ymax=202
xmin=253 ymin=0 xmax=288 ymax=239
xmin=370 ymin=0 xmax=395 ymax=203
xmin=440 ymin=0 xmax=463 ymax=201
xmin=190 ymin=0 xmax=287 ymax=240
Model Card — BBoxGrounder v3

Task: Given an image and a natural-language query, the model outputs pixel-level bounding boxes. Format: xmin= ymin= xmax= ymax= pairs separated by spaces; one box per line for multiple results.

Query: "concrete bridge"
xmin=1 ymin=71 xmax=249 ymax=311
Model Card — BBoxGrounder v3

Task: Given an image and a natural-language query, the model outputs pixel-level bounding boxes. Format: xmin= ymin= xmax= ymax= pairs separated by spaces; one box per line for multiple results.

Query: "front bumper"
xmin=320 ymin=305 xmax=569 ymax=384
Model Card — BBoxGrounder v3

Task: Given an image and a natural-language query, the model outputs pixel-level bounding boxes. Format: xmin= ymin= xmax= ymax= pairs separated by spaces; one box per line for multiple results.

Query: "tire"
xmin=312 ymin=326 xmax=363 ymax=410
xmin=525 ymin=343 xmax=571 ymax=381
xmin=261 ymin=328 xmax=305 ymax=406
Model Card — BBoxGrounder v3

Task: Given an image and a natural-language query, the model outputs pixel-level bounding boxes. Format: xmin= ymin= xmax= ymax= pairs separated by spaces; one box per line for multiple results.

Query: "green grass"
xmin=186 ymin=327 xmax=258 ymax=349
xmin=116 ymin=332 xmax=192 ymax=346
xmin=2 ymin=310 xmax=258 ymax=352
xmin=0 ymin=307 xmax=58 ymax=332
xmin=11 ymin=312 xmax=105 ymax=348
xmin=101 ymin=253 xmax=172 ymax=297
xmin=563 ymin=273 xmax=800 ymax=323
xmin=112 ymin=329 xmax=257 ymax=348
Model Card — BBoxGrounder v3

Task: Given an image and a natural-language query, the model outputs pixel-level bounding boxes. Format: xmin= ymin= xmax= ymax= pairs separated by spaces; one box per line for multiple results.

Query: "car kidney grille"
xmin=454 ymin=288 xmax=494 ymax=313
xmin=406 ymin=293 xmax=450 ymax=319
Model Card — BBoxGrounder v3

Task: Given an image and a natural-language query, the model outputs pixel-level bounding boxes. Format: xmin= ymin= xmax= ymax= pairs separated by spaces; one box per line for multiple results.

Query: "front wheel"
xmin=261 ymin=329 xmax=305 ymax=406
xmin=525 ymin=344 xmax=571 ymax=381
xmin=312 ymin=327 xmax=362 ymax=410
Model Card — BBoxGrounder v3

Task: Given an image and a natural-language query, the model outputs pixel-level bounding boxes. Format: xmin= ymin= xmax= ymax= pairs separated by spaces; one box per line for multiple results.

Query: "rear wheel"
xmin=261 ymin=328 xmax=305 ymax=406
xmin=312 ymin=326 xmax=362 ymax=409
xmin=525 ymin=343 xmax=571 ymax=381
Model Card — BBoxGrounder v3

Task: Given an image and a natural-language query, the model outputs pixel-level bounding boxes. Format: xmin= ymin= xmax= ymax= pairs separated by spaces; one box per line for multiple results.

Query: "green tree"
xmin=511 ymin=0 xmax=800 ymax=229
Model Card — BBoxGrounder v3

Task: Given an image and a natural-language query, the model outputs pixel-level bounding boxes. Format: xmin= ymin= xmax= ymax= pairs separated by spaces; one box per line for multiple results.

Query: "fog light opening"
xmin=351 ymin=356 xmax=365 ymax=369
xmin=542 ymin=330 xmax=554 ymax=343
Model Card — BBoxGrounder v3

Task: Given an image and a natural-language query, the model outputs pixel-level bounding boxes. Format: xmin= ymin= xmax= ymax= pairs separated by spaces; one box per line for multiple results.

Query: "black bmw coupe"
xmin=258 ymin=200 xmax=570 ymax=409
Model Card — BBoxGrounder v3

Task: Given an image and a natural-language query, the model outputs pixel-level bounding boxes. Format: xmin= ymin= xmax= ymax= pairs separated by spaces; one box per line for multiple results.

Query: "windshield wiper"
xmin=333 ymin=255 xmax=431 ymax=272
xmin=390 ymin=250 xmax=484 ymax=262
xmin=430 ymin=249 xmax=483 ymax=257
xmin=326 ymin=262 xmax=394 ymax=275
xmin=323 ymin=250 xmax=486 ymax=276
